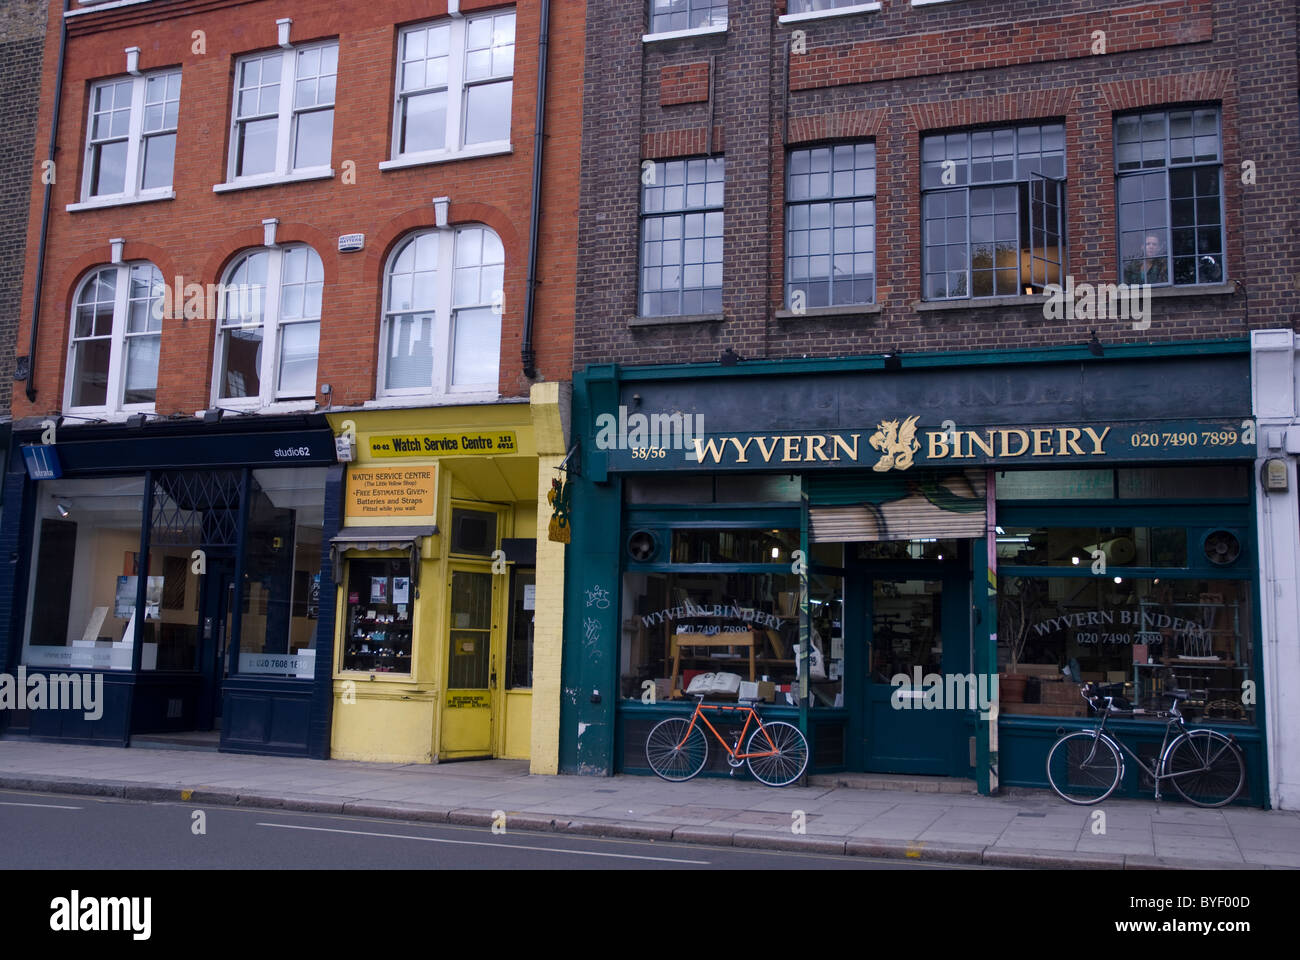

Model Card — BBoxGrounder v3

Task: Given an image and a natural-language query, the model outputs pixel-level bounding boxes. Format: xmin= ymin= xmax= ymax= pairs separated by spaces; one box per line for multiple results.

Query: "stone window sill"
xmin=778 ymin=3 xmax=881 ymax=26
xmin=213 ymin=169 xmax=333 ymax=193
xmin=642 ymin=24 xmax=727 ymax=43
xmin=67 ymin=190 xmax=174 ymax=213
xmin=379 ymin=144 xmax=512 ymax=171
xmin=775 ymin=303 xmax=882 ymax=319
xmin=628 ymin=313 xmax=724 ymax=328
xmin=914 ymin=283 xmax=1237 ymax=313
xmin=914 ymin=295 xmax=1043 ymax=312
xmin=1149 ymin=282 xmax=1235 ymax=298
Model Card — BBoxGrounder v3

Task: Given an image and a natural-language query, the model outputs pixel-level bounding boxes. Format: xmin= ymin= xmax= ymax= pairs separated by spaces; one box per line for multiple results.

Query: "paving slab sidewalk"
xmin=1 ymin=740 xmax=1296 ymax=869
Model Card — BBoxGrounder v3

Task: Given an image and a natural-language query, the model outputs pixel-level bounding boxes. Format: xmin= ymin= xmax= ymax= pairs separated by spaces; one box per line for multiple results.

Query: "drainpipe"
xmin=25 ymin=1 xmax=71 ymax=403
xmin=520 ymin=0 xmax=550 ymax=380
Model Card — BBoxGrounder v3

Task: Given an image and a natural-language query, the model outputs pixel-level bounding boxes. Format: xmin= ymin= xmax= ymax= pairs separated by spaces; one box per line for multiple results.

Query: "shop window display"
xmin=342 ymin=558 xmax=413 ymax=674
xmin=998 ymin=576 xmax=1253 ymax=722
xmin=620 ymin=566 xmax=843 ymax=706
xmin=996 ymin=526 xmax=1187 ymax=567
xmin=234 ymin=469 xmax=326 ymax=676
xmin=24 ymin=477 xmax=161 ymax=670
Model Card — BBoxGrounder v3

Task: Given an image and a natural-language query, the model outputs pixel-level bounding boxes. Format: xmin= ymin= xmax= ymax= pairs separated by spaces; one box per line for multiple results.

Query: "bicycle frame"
xmin=1080 ymin=692 xmax=1238 ymax=801
xmin=675 ymin=699 xmax=779 ymax=760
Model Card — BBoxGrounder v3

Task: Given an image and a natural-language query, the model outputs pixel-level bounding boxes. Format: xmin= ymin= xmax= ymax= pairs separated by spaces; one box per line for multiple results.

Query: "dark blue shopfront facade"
xmin=0 ymin=414 xmax=342 ymax=758
xmin=560 ymin=340 xmax=1270 ymax=805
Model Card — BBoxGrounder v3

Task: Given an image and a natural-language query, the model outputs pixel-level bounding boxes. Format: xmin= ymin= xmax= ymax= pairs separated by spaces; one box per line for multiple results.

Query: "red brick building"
xmin=2 ymin=0 xmax=582 ymax=767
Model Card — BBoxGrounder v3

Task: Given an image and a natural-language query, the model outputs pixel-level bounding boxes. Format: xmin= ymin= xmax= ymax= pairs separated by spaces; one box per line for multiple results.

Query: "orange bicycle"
xmin=645 ymin=696 xmax=809 ymax=786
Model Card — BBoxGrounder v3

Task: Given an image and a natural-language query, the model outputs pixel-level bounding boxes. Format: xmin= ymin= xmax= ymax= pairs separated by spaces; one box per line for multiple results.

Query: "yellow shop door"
xmin=440 ymin=565 xmax=502 ymax=758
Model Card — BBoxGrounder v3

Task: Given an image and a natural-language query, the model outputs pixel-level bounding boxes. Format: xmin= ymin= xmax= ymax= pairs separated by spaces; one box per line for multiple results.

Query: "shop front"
xmin=0 ymin=415 xmax=339 ymax=757
xmin=561 ymin=343 xmax=1269 ymax=803
xmin=324 ymin=384 xmax=568 ymax=768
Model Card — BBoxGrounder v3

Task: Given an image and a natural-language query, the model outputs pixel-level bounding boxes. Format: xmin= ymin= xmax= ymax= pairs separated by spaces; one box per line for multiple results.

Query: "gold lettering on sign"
xmin=1058 ymin=427 xmax=1085 ymax=456
xmin=832 ymin=434 xmax=859 ymax=462
xmin=806 ymin=435 xmax=830 ymax=461
xmin=693 ymin=438 xmax=726 ymax=463
xmin=782 ymin=436 xmax=801 ymax=462
xmin=1032 ymin=428 xmax=1055 ymax=456
xmin=1082 ymin=426 xmax=1111 ymax=454
xmin=999 ymin=429 xmax=1030 ymax=458
xmin=928 ymin=432 xmax=950 ymax=459
xmin=754 ymin=436 xmax=781 ymax=463
xmin=967 ymin=431 xmax=996 ymax=459
xmin=729 ymin=436 xmax=755 ymax=463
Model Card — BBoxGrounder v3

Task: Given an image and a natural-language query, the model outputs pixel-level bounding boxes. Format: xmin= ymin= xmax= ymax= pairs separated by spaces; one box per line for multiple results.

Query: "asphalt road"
xmin=0 ymin=788 xmax=981 ymax=870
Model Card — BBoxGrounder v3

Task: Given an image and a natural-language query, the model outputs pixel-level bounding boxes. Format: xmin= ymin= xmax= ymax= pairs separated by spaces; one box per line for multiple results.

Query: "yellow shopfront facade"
xmin=326 ymin=383 xmax=568 ymax=771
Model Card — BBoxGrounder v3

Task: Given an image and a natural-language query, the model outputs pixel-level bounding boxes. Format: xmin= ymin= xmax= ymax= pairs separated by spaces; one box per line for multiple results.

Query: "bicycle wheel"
xmin=645 ymin=717 xmax=708 ymax=782
xmin=746 ymin=721 xmax=808 ymax=787
xmin=1166 ymin=731 xmax=1245 ymax=807
xmin=1045 ymin=732 xmax=1121 ymax=804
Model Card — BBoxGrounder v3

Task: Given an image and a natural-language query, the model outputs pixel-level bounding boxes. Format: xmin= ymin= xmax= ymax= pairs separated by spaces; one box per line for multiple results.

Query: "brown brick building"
xmin=0 ymin=0 xmax=49 ymax=421
xmin=575 ymin=0 xmax=1297 ymax=366
xmin=560 ymin=0 xmax=1292 ymax=800
xmin=2 ymin=0 xmax=582 ymax=769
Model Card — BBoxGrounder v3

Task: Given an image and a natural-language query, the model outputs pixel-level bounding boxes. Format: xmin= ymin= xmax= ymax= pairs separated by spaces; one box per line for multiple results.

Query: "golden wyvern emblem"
xmin=869 ymin=416 xmax=921 ymax=472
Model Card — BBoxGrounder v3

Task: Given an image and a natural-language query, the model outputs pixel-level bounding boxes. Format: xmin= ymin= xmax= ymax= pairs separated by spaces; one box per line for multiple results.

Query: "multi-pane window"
xmin=393 ymin=12 xmax=515 ymax=160
xmin=67 ymin=263 xmax=164 ymax=411
xmin=380 ymin=225 xmax=504 ymax=397
xmin=639 ymin=157 xmax=724 ymax=317
xmin=215 ymin=245 xmax=323 ymax=403
xmin=786 ymin=143 xmax=876 ymax=308
xmin=82 ymin=71 xmax=181 ymax=201
xmin=229 ymin=42 xmax=336 ymax=180
xmin=787 ymin=0 xmax=867 ymax=13
xmin=921 ymin=124 xmax=1066 ymax=299
xmin=1115 ymin=108 xmax=1224 ymax=286
xmin=649 ymin=0 xmax=727 ymax=33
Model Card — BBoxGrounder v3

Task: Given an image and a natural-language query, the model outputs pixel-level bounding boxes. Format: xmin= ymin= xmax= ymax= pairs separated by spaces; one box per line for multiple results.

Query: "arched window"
xmin=215 ymin=244 xmax=322 ymax=404
xmin=67 ymin=262 xmax=164 ymax=412
xmin=380 ymin=224 xmax=503 ymax=397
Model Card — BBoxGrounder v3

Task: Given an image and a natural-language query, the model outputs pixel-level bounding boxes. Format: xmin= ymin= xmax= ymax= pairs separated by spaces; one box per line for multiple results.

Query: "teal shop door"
xmin=860 ymin=570 xmax=970 ymax=775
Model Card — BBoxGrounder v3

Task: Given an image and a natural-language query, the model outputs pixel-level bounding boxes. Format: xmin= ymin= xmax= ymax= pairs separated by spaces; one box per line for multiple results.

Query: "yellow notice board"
xmin=345 ymin=466 xmax=437 ymax=521
xmin=369 ymin=431 xmax=517 ymax=458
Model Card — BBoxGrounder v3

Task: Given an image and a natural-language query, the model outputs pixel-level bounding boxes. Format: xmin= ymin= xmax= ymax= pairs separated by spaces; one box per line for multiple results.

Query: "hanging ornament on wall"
xmin=547 ymin=476 xmax=571 ymax=544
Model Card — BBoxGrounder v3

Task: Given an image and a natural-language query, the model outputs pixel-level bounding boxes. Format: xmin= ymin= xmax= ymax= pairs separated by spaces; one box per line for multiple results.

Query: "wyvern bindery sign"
xmin=602 ymin=416 xmax=1256 ymax=471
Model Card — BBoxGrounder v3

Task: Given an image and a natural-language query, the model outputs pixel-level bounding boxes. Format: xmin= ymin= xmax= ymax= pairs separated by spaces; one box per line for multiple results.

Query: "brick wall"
xmin=575 ymin=0 xmax=1300 ymax=370
xmin=12 ymin=0 xmax=583 ymax=421
xmin=0 ymin=0 xmax=49 ymax=420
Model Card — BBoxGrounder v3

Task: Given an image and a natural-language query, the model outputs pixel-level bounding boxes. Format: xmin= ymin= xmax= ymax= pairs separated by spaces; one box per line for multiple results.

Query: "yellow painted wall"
xmin=528 ymin=381 xmax=570 ymax=775
xmin=502 ymin=690 xmax=533 ymax=758
xmin=325 ymin=389 xmax=567 ymax=767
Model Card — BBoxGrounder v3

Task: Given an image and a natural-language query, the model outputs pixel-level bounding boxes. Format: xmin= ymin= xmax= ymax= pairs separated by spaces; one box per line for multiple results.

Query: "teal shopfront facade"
xmin=559 ymin=340 xmax=1269 ymax=804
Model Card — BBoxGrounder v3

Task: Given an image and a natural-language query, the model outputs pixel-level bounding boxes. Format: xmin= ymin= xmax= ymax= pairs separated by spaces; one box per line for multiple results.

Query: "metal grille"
xmin=151 ymin=469 xmax=243 ymax=548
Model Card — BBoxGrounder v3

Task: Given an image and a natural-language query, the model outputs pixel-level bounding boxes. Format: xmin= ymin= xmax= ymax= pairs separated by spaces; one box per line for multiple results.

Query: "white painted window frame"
xmin=65 ymin=262 xmax=162 ymax=417
xmin=221 ymin=40 xmax=336 ymax=189
xmin=79 ymin=69 xmax=180 ymax=205
xmin=211 ymin=244 xmax=322 ymax=409
xmin=386 ymin=11 xmax=514 ymax=169
xmin=377 ymin=225 xmax=503 ymax=402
